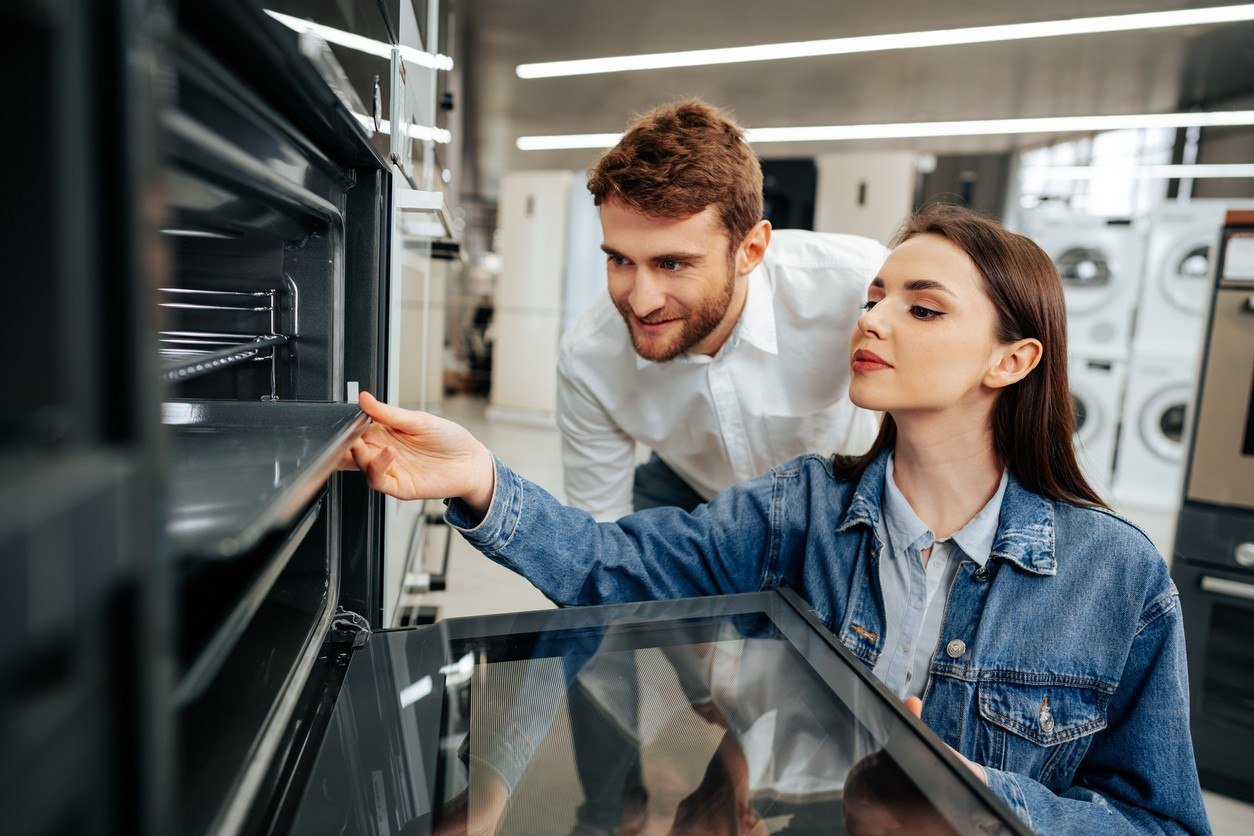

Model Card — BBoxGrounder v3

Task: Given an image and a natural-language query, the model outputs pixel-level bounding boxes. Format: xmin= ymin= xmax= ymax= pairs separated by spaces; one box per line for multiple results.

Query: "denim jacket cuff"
xmin=444 ymin=454 xmax=521 ymax=552
xmin=983 ymin=766 xmax=1033 ymax=830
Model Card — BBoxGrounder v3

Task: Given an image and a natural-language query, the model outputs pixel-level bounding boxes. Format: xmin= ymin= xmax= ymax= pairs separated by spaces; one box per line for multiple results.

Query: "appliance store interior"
xmin=6 ymin=1 xmax=1254 ymax=833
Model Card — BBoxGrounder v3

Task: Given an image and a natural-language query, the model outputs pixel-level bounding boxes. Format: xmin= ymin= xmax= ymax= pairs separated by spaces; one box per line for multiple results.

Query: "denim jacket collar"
xmin=836 ymin=450 xmax=1056 ymax=576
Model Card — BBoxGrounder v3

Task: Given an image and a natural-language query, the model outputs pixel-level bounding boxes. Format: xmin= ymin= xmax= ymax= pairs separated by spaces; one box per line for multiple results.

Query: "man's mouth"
xmin=634 ymin=314 xmax=681 ymax=331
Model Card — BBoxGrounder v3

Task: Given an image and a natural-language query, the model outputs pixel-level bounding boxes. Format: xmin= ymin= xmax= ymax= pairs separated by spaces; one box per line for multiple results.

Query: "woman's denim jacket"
xmin=446 ymin=449 xmax=1210 ymax=835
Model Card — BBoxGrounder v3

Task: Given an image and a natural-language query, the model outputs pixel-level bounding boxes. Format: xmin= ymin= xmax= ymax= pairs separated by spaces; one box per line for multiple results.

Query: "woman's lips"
xmin=851 ymin=348 xmax=892 ymax=373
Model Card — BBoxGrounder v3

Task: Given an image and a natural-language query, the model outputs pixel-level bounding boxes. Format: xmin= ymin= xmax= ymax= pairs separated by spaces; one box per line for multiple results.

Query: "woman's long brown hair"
xmin=836 ymin=203 xmax=1108 ymax=509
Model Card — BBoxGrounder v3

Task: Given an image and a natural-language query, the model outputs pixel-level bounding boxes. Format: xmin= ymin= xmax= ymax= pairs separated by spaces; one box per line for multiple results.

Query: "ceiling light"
xmin=517 ymin=4 xmax=1254 ymax=78
xmin=1020 ymin=164 xmax=1254 ymax=180
xmin=516 ymin=110 xmax=1254 ymax=151
xmin=264 ymin=9 xmax=453 ymax=70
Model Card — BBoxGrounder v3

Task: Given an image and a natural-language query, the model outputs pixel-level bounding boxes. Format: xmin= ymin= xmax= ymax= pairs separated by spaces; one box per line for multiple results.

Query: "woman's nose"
xmin=856 ymin=305 xmax=886 ymax=340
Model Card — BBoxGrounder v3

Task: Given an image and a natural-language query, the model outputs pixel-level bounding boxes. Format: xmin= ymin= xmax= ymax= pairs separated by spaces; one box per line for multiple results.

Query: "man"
xmin=559 ymin=99 xmax=886 ymax=522
xmin=549 ymin=100 xmax=887 ymax=836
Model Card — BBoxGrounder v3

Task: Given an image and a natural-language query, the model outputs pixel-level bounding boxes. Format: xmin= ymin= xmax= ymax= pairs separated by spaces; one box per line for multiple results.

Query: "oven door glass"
xmin=286 ymin=590 xmax=1025 ymax=835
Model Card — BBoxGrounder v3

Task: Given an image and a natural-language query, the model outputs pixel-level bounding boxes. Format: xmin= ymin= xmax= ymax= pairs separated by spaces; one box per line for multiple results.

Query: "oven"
xmin=1173 ymin=210 xmax=1254 ymax=803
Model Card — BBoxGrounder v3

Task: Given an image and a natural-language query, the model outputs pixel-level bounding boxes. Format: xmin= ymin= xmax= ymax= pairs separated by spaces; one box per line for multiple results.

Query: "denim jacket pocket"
xmin=977 ymin=677 xmax=1110 ymax=788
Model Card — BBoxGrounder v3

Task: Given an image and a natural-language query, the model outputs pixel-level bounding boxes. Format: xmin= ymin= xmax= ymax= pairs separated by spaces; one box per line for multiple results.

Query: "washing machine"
xmin=1133 ymin=200 xmax=1254 ymax=358
xmin=1110 ymin=356 xmax=1197 ymax=511
xmin=1020 ymin=210 xmax=1144 ymax=358
xmin=1068 ymin=355 xmax=1126 ymax=495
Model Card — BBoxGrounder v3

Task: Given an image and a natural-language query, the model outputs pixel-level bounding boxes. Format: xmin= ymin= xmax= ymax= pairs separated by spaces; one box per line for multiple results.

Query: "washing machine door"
xmin=1057 ymin=245 xmax=1115 ymax=313
xmin=1158 ymin=238 xmax=1214 ymax=315
xmin=1071 ymin=381 xmax=1103 ymax=449
xmin=1140 ymin=384 xmax=1190 ymax=462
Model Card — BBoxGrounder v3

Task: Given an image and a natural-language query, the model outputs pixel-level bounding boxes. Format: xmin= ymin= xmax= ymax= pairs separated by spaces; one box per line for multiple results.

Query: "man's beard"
xmin=615 ymin=265 xmax=737 ymax=363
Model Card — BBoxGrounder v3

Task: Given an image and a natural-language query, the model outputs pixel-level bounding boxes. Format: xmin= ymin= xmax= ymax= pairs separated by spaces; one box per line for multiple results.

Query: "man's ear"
xmin=985 ymin=338 xmax=1043 ymax=390
xmin=736 ymin=220 xmax=772 ymax=276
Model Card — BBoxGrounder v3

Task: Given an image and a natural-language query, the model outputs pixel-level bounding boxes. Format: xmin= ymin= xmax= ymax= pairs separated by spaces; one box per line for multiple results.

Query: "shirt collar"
xmin=838 ymin=449 xmax=1053 ymax=575
xmin=882 ymin=455 xmax=1008 ymax=567
xmin=633 ymin=266 xmax=778 ymax=369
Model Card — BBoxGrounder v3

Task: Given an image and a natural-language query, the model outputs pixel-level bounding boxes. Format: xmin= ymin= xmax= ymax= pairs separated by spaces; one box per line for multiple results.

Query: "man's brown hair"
xmin=587 ymin=100 xmax=764 ymax=249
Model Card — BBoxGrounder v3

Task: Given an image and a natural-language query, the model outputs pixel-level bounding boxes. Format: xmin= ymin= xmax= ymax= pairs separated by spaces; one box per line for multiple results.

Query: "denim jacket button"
xmin=946 ymin=639 xmax=967 ymax=658
xmin=973 ymin=565 xmax=989 ymax=581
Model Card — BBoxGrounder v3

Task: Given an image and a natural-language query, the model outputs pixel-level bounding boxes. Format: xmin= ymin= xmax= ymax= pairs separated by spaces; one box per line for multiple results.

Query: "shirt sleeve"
xmin=443 ymin=454 xmax=779 ymax=607
xmin=982 ymin=588 xmax=1210 ymax=835
xmin=556 ymin=349 xmax=637 ymax=522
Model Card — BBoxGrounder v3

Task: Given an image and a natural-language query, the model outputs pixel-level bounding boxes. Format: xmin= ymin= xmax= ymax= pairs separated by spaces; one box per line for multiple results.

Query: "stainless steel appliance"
xmin=1173 ymin=209 xmax=1254 ymax=803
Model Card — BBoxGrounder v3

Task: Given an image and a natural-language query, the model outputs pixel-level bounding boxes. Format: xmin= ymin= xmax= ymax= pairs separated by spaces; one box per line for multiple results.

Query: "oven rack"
xmin=159 ymin=286 xmax=290 ymax=395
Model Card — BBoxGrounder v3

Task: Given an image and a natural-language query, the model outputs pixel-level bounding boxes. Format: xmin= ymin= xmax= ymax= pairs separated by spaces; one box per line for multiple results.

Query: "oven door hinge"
xmin=328 ymin=609 xmax=372 ymax=665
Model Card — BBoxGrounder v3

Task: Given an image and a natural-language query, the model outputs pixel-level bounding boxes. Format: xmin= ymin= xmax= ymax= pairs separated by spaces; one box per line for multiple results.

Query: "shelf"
xmin=161 ymin=335 xmax=289 ymax=383
xmin=163 ymin=400 xmax=367 ymax=559
xmin=397 ymin=187 xmax=455 ymax=240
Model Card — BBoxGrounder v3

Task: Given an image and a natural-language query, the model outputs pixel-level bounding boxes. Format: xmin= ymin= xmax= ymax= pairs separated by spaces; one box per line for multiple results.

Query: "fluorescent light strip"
xmin=1021 ymin=164 xmax=1254 ymax=180
xmin=353 ymin=112 xmax=452 ymax=144
xmin=264 ymin=9 xmax=453 ymax=70
xmin=518 ymin=4 xmax=1254 ymax=78
xmin=516 ymin=110 xmax=1254 ymax=151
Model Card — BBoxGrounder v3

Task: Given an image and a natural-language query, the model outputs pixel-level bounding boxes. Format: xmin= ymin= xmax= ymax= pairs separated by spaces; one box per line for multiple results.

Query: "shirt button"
xmin=973 ymin=566 xmax=989 ymax=581
xmin=912 ymin=597 xmax=923 ymax=609
xmin=901 ymin=641 xmax=911 ymax=652
xmin=946 ymin=639 xmax=967 ymax=658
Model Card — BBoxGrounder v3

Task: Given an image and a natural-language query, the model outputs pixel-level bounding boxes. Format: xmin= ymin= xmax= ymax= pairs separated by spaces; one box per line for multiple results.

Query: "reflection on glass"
xmin=289 ymin=593 xmax=1016 ymax=835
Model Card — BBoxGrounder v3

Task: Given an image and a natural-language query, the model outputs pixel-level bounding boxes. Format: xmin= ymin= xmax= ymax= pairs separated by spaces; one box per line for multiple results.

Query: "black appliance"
xmin=761 ymin=158 xmax=818 ymax=230
xmin=1173 ymin=209 xmax=1254 ymax=803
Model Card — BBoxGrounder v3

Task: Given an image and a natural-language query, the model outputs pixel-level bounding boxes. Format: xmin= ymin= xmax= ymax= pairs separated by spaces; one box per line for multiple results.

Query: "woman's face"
xmin=848 ymin=234 xmax=1003 ymax=415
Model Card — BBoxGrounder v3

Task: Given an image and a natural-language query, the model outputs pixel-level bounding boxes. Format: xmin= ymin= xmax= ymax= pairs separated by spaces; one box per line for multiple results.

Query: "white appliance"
xmin=1133 ymin=200 xmax=1254 ymax=358
xmin=1110 ymin=355 xmax=1196 ymax=511
xmin=1020 ymin=211 xmax=1144 ymax=358
xmin=1068 ymin=355 xmax=1126 ymax=495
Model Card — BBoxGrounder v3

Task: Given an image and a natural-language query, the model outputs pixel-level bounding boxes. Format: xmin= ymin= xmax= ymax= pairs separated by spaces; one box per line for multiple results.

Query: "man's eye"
xmin=608 ymin=255 xmax=629 ymax=267
xmin=661 ymin=260 xmax=684 ymax=271
xmin=910 ymin=305 xmax=943 ymax=320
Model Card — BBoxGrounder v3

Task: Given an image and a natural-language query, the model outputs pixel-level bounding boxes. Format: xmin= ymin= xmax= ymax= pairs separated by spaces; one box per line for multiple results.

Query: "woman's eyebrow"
xmin=869 ymin=277 xmax=957 ymax=296
xmin=905 ymin=278 xmax=956 ymax=296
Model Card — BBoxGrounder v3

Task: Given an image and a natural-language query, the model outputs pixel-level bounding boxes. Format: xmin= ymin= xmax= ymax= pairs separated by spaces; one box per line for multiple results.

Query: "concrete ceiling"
xmin=459 ymin=1 xmax=1254 ymax=198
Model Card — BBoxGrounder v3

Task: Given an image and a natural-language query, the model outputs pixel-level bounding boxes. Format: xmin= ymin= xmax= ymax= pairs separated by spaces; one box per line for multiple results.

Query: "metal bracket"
xmin=330 ymin=608 xmax=372 ymax=650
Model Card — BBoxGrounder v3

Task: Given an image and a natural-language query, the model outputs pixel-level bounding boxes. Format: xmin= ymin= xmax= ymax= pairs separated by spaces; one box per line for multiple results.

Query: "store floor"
xmin=413 ymin=395 xmax=1254 ymax=834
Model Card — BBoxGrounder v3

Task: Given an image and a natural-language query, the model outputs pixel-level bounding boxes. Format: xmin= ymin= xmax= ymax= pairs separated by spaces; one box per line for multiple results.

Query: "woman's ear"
xmin=985 ymin=338 xmax=1043 ymax=390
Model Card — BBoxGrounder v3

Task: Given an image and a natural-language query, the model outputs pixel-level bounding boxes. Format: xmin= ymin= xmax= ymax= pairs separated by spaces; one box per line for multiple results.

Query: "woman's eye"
xmin=910 ymin=305 xmax=943 ymax=320
xmin=859 ymin=300 xmax=877 ymax=311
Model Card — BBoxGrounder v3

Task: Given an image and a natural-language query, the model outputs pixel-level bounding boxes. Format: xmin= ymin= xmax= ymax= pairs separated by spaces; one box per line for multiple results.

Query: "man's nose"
xmin=628 ymin=269 xmax=667 ymax=317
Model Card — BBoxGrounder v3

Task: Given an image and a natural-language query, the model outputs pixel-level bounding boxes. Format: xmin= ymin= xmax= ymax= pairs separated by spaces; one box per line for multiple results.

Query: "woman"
xmin=347 ymin=205 xmax=1209 ymax=834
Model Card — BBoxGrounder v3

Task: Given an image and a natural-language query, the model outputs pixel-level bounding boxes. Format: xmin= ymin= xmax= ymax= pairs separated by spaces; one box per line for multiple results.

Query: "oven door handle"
xmin=1201 ymin=575 xmax=1254 ymax=602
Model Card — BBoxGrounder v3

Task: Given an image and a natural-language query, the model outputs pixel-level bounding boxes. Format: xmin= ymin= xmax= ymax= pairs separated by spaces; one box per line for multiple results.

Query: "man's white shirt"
xmin=557 ymin=229 xmax=889 ymax=522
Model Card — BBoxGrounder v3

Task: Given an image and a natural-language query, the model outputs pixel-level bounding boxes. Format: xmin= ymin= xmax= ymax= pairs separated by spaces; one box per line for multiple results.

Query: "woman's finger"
xmin=365 ymin=446 xmax=396 ymax=489
xmin=359 ymin=391 xmax=431 ymax=434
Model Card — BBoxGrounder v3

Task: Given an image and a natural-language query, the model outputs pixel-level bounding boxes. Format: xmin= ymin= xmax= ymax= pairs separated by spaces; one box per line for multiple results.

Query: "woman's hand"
xmin=904 ymin=697 xmax=986 ymax=784
xmin=340 ymin=391 xmax=496 ymax=519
